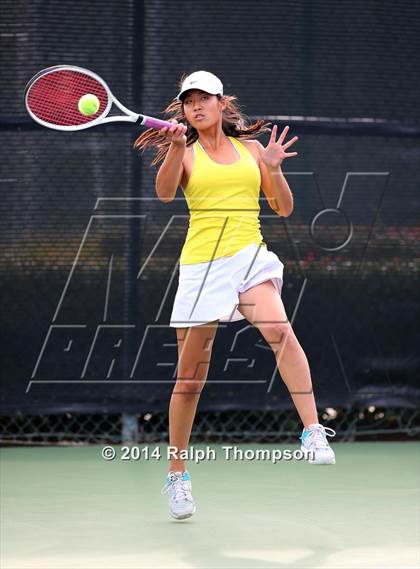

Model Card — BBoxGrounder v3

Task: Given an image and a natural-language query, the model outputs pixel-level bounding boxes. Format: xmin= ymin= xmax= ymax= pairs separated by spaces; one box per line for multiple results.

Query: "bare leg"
xmin=169 ymin=321 xmax=218 ymax=472
xmin=238 ymin=280 xmax=318 ymax=427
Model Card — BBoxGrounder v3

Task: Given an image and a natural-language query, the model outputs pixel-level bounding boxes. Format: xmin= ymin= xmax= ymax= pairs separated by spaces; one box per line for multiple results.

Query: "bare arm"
xmin=256 ymin=140 xmax=294 ymax=217
xmin=155 ymin=122 xmax=187 ymax=203
xmin=255 ymin=126 xmax=298 ymax=217
xmin=265 ymin=167 xmax=294 ymax=217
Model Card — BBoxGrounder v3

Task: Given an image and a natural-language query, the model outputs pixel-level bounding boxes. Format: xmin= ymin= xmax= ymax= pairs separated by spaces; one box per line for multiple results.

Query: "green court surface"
xmin=1 ymin=442 xmax=419 ymax=569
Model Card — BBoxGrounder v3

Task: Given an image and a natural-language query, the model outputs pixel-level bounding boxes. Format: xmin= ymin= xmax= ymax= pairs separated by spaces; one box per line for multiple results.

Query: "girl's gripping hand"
xmin=160 ymin=121 xmax=187 ymax=147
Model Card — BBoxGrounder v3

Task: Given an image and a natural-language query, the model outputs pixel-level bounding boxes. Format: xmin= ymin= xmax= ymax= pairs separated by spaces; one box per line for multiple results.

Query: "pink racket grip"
xmin=140 ymin=115 xmax=176 ymax=130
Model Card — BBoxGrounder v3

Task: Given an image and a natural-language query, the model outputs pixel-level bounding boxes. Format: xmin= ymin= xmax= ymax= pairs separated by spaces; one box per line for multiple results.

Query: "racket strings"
xmin=27 ymin=70 xmax=108 ymax=127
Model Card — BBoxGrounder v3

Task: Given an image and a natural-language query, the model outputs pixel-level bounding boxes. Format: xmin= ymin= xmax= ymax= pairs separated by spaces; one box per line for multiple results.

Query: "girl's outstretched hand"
xmin=259 ymin=125 xmax=298 ymax=170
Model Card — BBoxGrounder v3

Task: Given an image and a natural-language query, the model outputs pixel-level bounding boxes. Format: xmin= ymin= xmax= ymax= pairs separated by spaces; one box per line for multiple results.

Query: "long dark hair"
xmin=133 ymin=72 xmax=272 ymax=167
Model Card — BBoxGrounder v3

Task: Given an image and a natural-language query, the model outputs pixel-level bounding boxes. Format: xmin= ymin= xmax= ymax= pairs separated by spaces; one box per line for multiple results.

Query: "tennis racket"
xmin=24 ymin=65 xmax=174 ymax=131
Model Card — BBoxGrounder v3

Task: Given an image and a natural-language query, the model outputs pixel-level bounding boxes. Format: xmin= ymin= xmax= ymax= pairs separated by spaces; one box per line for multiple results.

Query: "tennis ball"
xmin=78 ymin=94 xmax=100 ymax=116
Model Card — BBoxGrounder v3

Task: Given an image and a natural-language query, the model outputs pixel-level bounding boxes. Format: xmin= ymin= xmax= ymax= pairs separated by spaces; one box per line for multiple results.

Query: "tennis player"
xmin=134 ymin=70 xmax=336 ymax=521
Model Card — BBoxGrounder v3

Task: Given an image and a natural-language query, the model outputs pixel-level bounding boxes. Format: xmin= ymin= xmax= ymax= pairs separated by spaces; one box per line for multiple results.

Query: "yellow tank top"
xmin=180 ymin=136 xmax=267 ymax=265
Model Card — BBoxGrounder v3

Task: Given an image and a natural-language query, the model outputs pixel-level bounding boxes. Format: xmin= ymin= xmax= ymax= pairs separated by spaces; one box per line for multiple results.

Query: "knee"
xmin=173 ymin=367 xmax=207 ymax=399
xmin=265 ymin=322 xmax=301 ymax=352
xmin=172 ymin=380 xmax=205 ymax=401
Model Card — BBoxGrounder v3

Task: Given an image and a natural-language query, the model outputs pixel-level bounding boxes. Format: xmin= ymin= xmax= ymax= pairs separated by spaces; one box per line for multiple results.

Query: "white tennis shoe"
xmin=161 ymin=470 xmax=196 ymax=520
xmin=300 ymin=423 xmax=336 ymax=465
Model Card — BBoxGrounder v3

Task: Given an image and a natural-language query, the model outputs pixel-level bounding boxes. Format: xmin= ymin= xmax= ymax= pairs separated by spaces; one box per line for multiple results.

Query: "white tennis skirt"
xmin=169 ymin=242 xmax=284 ymax=328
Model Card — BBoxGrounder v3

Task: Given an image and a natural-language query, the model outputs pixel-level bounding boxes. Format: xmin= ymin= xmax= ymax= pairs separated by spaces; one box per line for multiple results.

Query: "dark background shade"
xmin=0 ymin=0 xmax=419 ymax=415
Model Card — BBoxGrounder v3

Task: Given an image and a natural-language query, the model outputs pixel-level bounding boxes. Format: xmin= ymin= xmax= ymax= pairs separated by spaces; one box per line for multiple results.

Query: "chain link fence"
xmin=1 ymin=0 xmax=419 ymax=444
xmin=1 ymin=407 xmax=419 ymax=446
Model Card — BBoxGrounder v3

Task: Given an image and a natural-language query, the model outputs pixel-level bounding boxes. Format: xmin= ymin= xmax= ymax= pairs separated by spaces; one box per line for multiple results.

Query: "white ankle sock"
xmin=306 ymin=423 xmax=322 ymax=430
